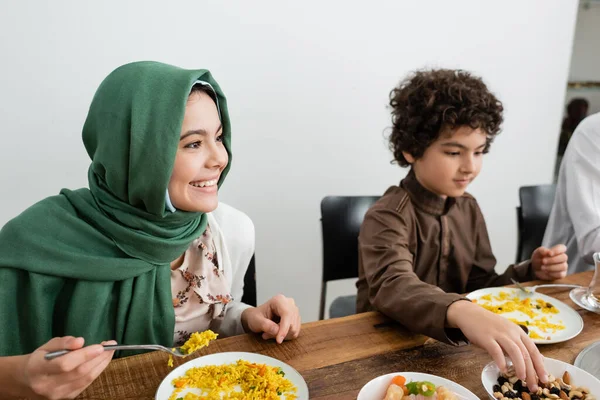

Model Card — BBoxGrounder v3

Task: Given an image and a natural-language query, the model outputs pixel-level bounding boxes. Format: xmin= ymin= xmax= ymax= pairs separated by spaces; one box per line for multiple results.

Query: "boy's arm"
xmin=466 ymin=203 xmax=534 ymax=292
xmin=360 ymin=205 xmax=468 ymax=345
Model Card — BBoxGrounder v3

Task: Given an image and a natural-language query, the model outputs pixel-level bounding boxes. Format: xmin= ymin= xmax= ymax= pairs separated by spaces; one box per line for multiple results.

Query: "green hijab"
xmin=0 ymin=61 xmax=232 ymax=356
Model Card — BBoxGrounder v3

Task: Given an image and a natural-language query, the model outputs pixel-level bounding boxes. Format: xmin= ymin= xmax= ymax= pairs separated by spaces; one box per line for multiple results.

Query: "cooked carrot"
xmin=174 ymin=379 xmax=186 ymax=388
xmin=391 ymin=375 xmax=406 ymax=387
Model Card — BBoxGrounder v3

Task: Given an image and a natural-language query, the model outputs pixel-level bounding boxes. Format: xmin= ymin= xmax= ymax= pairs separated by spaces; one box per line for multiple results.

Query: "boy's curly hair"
xmin=388 ymin=69 xmax=504 ymax=167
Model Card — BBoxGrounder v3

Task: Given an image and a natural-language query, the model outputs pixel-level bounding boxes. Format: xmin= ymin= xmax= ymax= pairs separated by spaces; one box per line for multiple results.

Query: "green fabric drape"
xmin=0 ymin=61 xmax=231 ymax=356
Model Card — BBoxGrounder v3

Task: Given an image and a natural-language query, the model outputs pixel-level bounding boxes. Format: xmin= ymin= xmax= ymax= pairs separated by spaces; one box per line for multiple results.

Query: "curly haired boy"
xmin=357 ymin=69 xmax=568 ymax=391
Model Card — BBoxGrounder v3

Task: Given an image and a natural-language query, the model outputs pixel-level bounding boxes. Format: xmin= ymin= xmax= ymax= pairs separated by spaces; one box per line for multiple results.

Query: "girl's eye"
xmin=185 ymin=141 xmax=201 ymax=149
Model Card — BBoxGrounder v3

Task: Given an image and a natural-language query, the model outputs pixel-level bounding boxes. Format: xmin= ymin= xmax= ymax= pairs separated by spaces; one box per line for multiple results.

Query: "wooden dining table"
xmin=77 ymin=271 xmax=600 ymax=399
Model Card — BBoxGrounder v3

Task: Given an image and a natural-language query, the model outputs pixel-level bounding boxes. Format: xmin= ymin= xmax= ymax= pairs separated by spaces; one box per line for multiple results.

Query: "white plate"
xmin=482 ymin=357 xmax=600 ymax=400
xmin=467 ymin=287 xmax=583 ymax=344
xmin=357 ymin=372 xmax=478 ymax=400
xmin=575 ymin=341 xmax=600 ymax=379
xmin=155 ymin=351 xmax=309 ymax=400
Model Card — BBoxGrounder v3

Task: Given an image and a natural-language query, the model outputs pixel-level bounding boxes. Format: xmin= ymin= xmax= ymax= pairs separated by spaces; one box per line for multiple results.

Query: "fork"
xmin=44 ymin=344 xmax=189 ymax=361
xmin=510 ymin=278 xmax=581 ymax=294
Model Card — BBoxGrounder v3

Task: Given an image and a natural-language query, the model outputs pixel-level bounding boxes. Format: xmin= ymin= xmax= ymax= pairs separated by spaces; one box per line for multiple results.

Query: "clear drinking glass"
xmin=570 ymin=252 xmax=600 ymax=313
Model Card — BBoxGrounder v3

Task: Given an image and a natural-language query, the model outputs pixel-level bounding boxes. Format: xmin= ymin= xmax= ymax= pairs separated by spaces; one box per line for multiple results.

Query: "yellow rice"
xmin=168 ymin=359 xmax=298 ymax=400
xmin=168 ymin=330 xmax=219 ymax=368
xmin=473 ymin=291 xmax=565 ymax=339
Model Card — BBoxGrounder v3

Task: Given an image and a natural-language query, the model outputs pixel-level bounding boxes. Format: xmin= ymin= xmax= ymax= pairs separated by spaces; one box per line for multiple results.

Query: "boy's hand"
xmin=447 ymin=300 xmax=547 ymax=391
xmin=531 ymin=245 xmax=568 ymax=280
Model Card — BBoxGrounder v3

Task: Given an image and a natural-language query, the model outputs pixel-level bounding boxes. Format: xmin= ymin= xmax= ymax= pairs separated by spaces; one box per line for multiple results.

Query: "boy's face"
xmin=403 ymin=126 xmax=487 ymax=199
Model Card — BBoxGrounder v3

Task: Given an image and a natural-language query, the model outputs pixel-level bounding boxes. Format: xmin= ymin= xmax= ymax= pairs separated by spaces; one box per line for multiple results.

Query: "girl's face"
xmin=168 ymin=91 xmax=228 ymax=213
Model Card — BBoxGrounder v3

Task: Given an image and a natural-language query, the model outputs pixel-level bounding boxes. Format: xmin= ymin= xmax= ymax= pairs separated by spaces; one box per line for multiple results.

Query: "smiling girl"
xmin=0 ymin=61 xmax=300 ymax=399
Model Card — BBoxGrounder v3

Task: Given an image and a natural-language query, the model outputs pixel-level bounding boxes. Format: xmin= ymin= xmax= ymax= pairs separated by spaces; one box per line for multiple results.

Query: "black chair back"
xmin=319 ymin=196 xmax=379 ymax=319
xmin=516 ymin=184 xmax=556 ymax=262
xmin=241 ymin=254 xmax=257 ymax=307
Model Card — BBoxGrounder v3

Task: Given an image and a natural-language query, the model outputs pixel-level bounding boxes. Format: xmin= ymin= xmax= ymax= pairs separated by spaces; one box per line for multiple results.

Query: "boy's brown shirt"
xmin=356 ymin=170 xmax=533 ymax=344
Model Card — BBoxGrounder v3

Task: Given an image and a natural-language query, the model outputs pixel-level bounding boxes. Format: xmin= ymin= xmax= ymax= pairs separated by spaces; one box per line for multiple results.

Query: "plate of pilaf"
xmin=467 ymin=287 xmax=583 ymax=344
xmin=155 ymin=352 xmax=309 ymax=400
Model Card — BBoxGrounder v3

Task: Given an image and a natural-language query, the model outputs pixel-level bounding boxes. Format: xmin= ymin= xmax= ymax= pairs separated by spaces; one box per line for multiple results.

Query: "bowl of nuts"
xmin=481 ymin=357 xmax=600 ymax=400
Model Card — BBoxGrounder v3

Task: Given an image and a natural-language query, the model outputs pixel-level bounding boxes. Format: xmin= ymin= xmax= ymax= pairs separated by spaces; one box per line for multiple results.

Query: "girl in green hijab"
xmin=0 ymin=61 xmax=300 ymax=399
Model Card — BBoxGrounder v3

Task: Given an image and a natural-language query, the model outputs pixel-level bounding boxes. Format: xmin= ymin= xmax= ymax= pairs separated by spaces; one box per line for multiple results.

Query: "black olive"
xmin=493 ymin=385 xmax=502 ymax=393
xmin=513 ymin=380 xmax=524 ymax=392
xmin=550 ymin=387 xmax=561 ymax=395
xmin=498 ymin=376 xmax=509 ymax=385
xmin=504 ymin=391 xmax=517 ymax=398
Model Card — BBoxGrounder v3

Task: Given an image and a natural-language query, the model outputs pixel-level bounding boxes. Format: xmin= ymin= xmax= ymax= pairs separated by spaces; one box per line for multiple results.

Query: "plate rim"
xmin=466 ymin=286 xmax=584 ymax=344
xmin=154 ymin=351 xmax=309 ymax=400
xmin=357 ymin=371 xmax=479 ymax=400
xmin=574 ymin=341 xmax=600 ymax=369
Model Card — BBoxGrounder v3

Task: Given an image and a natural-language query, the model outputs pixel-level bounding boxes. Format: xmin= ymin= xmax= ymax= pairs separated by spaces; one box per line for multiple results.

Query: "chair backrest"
xmin=516 ymin=184 xmax=556 ymax=262
xmin=320 ymin=196 xmax=380 ymax=283
xmin=241 ymin=254 xmax=257 ymax=307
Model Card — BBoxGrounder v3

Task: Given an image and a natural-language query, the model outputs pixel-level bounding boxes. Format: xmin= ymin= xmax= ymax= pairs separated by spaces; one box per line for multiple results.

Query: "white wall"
xmin=0 ymin=0 xmax=578 ymax=322
xmin=565 ymin=3 xmax=600 ymax=115
xmin=570 ymin=2 xmax=600 ymax=81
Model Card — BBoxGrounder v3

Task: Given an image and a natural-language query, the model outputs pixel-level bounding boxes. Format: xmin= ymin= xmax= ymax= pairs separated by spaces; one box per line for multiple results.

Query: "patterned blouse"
xmin=171 ymin=224 xmax=233 ymax=346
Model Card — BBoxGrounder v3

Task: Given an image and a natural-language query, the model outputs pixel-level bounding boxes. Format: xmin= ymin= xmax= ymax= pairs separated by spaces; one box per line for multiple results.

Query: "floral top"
xmin=171 ymin=224 xmax=233 ymax=346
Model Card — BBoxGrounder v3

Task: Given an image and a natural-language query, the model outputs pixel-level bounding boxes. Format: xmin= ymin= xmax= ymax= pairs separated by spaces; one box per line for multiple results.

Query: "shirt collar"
xmin=401 ymin=169 xmax=456 ymax=216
